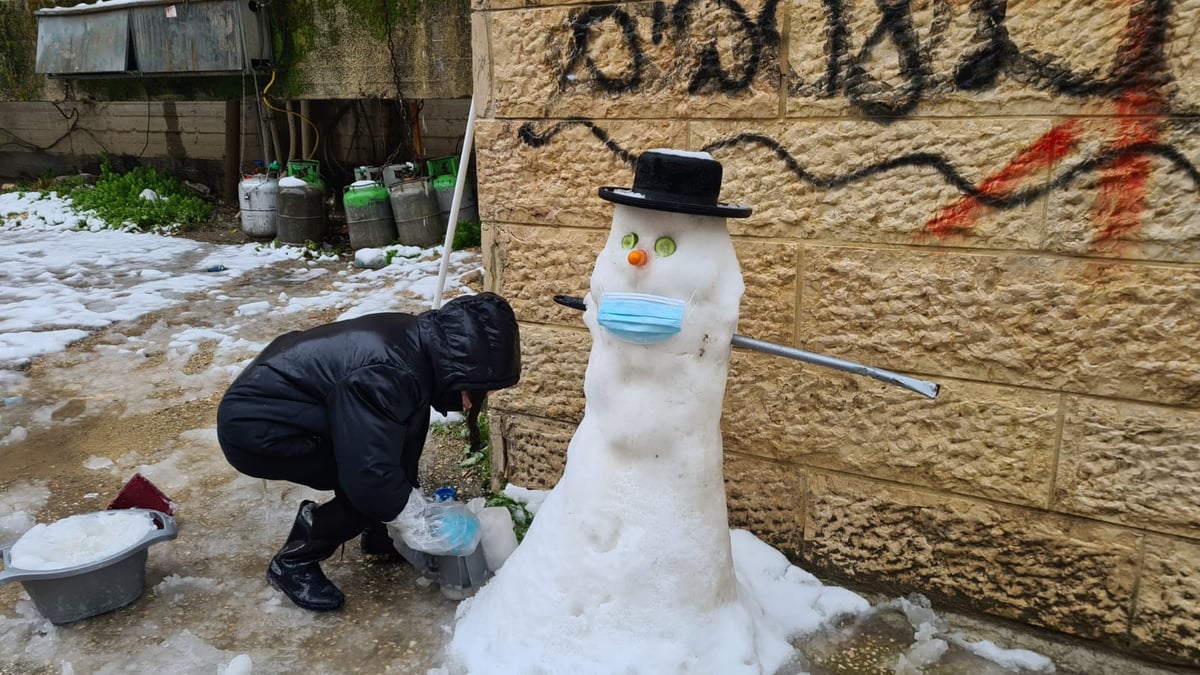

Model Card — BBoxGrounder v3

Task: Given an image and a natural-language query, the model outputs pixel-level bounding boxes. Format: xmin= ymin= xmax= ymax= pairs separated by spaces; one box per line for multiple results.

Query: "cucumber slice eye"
xmin=654 ymin=236 xmax=676 ymax=257
xmin=621 ymin=233 xmax=638 ymax=249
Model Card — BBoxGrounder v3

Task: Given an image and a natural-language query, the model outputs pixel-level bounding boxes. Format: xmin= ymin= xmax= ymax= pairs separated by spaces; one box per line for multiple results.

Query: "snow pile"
xmin=730 ymin=529 xmax=870 ymax=635
xmin=153 ymin=575 xmax=224 ymax=605
xmin=963 ymin=639 xmax=1055 ymax=672
xmin=10 ymin=510 xmax=156 ymax=570
xmin=220 ymin=654 xmax=253 ymax=675
xmin=886 ymin=595 xmax=1056 ymax=674
xmin=83 ymin=456 xmax=114 ymax=471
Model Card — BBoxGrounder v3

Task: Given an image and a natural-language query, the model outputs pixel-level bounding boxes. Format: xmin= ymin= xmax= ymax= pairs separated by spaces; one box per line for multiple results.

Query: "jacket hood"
xmin=418 ymin=292 xmax=522 ymax=407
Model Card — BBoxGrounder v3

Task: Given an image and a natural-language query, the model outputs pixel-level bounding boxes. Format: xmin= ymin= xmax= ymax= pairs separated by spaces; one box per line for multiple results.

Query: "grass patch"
xmin=485 ymin=492 xmax=534 ymax=542
xmin=452 ymin=219 xmax=481 ymax=250
xmin=66 ymin=154 xmax=212 ymax=233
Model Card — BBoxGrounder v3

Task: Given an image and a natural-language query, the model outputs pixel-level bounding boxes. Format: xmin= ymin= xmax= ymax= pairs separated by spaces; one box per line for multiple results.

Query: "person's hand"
xmin=386 ymin=489 xmax=481 ymax=556
xmin=385 ymin=488 xmax=427 ymax=554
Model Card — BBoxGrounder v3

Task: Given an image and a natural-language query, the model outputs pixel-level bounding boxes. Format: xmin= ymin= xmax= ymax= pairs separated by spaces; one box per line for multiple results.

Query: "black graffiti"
xmin=559 ymin=0 xmax=1174 ymax=114
xmin=842 ymin=0 xmax=928 ymax=117
xmin=562 ymin=7 xmax=645 ymax=93
xmin=517 ymin=120 xmax=638 ymax=167
xmin=673 ymin=0 xmax=780 ymax=95
xmin=561 ymin=0 xmax=779 ymax=96
xmin=817 ymin=0 xmax=1173 ymax=114
xmin=515 ymin=121 xmax=1200 ymax=209
xmin=701 ymin=133 xmax=1200 ymax=209
xmin=949 ymin=0 xmax=1171 ymax=96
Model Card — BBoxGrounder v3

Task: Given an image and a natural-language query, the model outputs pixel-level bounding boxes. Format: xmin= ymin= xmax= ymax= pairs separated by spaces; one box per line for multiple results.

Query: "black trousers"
xmin=217 ymin=401 xmax=374 ymax=545
xmin=217 ymin=396 xmax=340 ymax=492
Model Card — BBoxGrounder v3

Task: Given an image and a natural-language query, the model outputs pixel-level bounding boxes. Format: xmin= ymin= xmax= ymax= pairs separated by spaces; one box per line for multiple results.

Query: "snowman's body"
xmin=449 ymin=155 xmax=794 ymax=674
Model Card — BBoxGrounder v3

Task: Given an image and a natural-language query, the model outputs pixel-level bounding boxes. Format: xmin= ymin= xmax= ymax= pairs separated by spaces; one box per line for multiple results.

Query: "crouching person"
xmin=216 ymin=292 xmax=521 ymax=611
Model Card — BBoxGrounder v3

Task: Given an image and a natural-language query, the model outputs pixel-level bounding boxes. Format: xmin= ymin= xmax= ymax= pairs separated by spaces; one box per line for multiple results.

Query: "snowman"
xmin=448 ymin=150 xmax=797 ymax=673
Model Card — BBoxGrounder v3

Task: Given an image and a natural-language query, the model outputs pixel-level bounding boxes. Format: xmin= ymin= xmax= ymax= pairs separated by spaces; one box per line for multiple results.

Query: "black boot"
xmin=267 ymin=499 xmax=366 ymax=611
xmin=360 ymin=521 xmax=405 ymax=562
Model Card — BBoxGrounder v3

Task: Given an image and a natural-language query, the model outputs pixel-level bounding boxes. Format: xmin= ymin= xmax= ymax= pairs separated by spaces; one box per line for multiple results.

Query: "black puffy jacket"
xmin=218 ymin=292 xmax=520 ymax=521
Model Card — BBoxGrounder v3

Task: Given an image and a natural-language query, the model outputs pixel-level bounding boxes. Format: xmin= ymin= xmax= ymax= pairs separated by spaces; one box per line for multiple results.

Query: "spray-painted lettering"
xmin=560 ymin=0 xmax=779 ymax=97
xmin=528 ymin=0 xmax=1197 ymax=248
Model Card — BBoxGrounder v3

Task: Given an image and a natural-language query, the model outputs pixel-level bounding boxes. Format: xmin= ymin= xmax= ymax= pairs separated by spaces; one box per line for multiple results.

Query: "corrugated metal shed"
xmin=34 ymin=0 xmax=269 ymax=77
xmin=130 ymin=2 xmax=244 ymax=73
xmin=35 ymin=12 xmax=130 ymax=75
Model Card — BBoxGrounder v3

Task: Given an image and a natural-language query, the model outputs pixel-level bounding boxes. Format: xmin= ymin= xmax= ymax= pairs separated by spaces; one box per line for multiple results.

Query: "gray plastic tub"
xmin=0 ymin=509 xmax=177 ymax=624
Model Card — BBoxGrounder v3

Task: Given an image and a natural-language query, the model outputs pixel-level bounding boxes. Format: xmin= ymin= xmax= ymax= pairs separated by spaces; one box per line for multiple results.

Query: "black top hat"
xmin=598 ymin=149 xmax=752 ymax=218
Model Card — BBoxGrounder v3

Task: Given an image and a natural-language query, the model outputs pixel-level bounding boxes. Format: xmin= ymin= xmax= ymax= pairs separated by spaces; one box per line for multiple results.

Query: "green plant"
xmin=66 ymin=154 xmax=211 ymax=232
xmin=456 ymin=407 xmax=490 ymax=486
xmin=257 ymin=238 xmax=340 ymax=260
xmin=434 ymin=405 xmax=539 ymax=542
xmin=384 ymin=245 xmax=420 ymax=265
xmin=299 ymin=239 xmax=339 ymax=259
xmin=0 ymin=1 xmax=53 ymax=100
xmin=452 ymin=220 xmax=481 ymax=250
xmin=485 ymin=492 xmax=534 ymax=542
xmin=30 ymin=171 xmax=57 ymax=192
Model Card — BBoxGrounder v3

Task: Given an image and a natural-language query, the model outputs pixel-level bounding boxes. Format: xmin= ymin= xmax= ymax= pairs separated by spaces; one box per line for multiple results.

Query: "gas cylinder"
xmin=343 ymin=179 xmax=396 ymax=250
xmin=275 ymin=176 xmax=326 ymax=245
xmin=286 ymin=159 xmax=324 ymax=188
xmin=383 ymin=165 xmax=442 ymax=247
xmin=432 ymin=173 xmax=479 ymax=228
xmin=237 ymin=169 xmax=279 ymax=238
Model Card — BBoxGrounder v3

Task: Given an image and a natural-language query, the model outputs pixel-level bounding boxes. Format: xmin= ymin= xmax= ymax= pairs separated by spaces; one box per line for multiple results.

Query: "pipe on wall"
xmin=223 ymin=99 xmax=240 ymax=205
xmin=285 ymin=100 xmax=297 ymax=165
xmin=300 ymin=100 xmax=313 ymax=160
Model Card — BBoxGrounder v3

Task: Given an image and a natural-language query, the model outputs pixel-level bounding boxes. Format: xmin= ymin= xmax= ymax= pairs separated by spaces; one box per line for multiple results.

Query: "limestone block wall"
xmin=472 ymin=0 xmax=1200 ymax=666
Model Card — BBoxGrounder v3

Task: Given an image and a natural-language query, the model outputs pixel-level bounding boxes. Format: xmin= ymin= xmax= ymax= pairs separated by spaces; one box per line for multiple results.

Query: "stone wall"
xmin=473 ymin=0 xmax=1200 ymax=666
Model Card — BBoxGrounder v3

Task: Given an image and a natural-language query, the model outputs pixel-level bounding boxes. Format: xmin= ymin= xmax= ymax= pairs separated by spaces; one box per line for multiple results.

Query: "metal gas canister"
xmin=237 ymin=171 xmax=279 ymax=238
xmin=383 ymin=164 xmax=442 ymax=247
xmin=275 ymin=176 xmax=326 ymax=245
xmin=343 ymin=179 xmax=396 ymax=250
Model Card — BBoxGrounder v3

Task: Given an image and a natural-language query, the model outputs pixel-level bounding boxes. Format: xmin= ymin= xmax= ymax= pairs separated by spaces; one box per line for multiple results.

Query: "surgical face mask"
xmin=597 ymin=292 xmax=686 ymax=344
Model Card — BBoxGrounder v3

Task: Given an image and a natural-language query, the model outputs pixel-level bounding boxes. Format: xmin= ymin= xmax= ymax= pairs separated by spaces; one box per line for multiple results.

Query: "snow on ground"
xmin=0 ymin=190 xmax=1135 ymax=674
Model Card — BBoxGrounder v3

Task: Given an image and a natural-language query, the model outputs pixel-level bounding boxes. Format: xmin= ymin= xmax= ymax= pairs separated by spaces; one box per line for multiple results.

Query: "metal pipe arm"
xmin=552 ymin=295 xmax=940 ymax=399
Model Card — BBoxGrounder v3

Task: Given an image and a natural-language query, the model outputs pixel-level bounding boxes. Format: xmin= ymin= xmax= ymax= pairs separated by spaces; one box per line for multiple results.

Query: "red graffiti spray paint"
xmin=925 ymin=121 xmax=1081 ymax=237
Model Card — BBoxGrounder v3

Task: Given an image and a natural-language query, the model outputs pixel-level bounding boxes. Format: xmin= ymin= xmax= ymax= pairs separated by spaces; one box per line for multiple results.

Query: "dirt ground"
xmin=0 ymin=222 xmax=494 ymax=674
xmin=0 ymin=216 xmax=1190 ymax=675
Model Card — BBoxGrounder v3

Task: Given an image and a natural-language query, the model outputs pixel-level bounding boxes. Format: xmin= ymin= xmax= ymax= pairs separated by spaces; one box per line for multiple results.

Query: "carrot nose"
xmin=627 ymin=249 xmax=648 ymax=267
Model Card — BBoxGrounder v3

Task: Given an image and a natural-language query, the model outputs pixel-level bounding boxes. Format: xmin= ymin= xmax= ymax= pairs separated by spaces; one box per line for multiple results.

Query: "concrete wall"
xmin=474 ymin=0 xmax=1200 ymax=666
xmin=0 ymin=97 xmax=472 ymax=193
xmin=0 ymin=100 xmax=259 ymax=186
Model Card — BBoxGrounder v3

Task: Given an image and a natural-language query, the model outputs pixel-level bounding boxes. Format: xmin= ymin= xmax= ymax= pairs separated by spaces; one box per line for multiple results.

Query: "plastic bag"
xmin=388 ymin=489 xmax=482 ymax=557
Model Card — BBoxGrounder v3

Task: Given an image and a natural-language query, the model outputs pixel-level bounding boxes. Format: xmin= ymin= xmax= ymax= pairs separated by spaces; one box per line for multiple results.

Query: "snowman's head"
xmin=591 ymin=150 xmax=750 ymax=346
xmin=594 ymin=204 xmax=741 ymax=300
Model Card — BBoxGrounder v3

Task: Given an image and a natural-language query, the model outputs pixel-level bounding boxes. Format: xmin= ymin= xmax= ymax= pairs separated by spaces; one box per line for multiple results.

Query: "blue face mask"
xmin=597 ymin=292 xmax=687 ymax=344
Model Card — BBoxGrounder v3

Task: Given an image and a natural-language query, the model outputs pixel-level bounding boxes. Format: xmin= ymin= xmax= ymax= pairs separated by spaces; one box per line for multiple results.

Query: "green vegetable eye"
xmin=654 ymin=236 xmax=676 ymax=257
xmin=621 ymin=233 xmax=638 ymax=249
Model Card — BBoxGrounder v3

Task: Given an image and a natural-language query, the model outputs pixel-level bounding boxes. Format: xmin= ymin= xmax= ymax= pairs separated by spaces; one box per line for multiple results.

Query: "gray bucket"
xmin=0 ymin=510 xmax=177 ymax=625
xmin=276 ymin=180 xmax=326 ymax=245
xmin=388 ymin=177 xmax=443 ymax=247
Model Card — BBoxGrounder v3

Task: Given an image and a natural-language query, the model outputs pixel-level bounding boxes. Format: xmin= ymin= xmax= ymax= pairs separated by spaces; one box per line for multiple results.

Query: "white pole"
xmin=432 ymin=97 xmax=477 ymax=310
